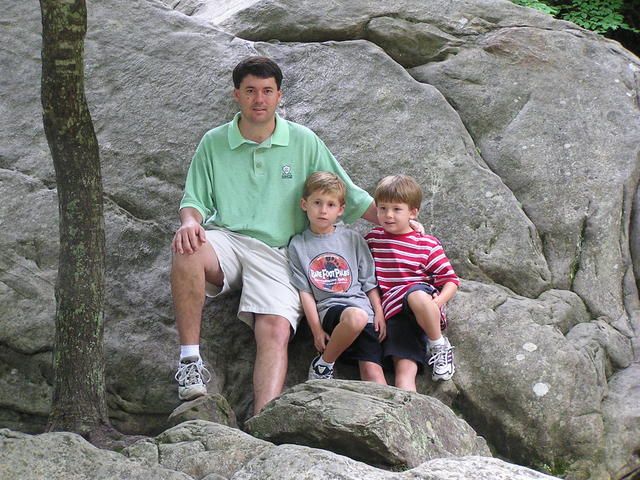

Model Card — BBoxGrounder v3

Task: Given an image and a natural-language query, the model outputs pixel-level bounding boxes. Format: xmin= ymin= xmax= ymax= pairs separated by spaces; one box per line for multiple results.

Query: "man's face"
xmin=233 ymin=74 xmax=282 ymax=126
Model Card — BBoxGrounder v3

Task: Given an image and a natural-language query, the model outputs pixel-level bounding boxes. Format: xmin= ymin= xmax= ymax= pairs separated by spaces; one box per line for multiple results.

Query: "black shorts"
xmin=382 ymin=311 xmax=428 ymax=369
xmin=323 ymin=305 xmax=383 ymax=366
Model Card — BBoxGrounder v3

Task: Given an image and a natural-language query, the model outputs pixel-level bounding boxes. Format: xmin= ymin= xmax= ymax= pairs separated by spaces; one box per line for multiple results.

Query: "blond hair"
xmin=374 ymin=175 xmax=422 ymax=210
xmin=303 ymin=171 xmax=347 ymax=205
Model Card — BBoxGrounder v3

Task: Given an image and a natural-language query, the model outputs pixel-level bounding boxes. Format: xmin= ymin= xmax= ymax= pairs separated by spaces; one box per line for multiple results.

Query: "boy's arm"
xmin=433 ymin=281 xmax=458 ymax=307
xmin=300 ymin=290 xmax=330 ymax=353
xmin=366 ymin=287 xmax=386 ymax=341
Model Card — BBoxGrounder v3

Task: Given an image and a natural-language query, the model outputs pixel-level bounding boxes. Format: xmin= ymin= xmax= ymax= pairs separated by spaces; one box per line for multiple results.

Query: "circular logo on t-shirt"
xmin=308 ymin=253 xmax=352 ymax=293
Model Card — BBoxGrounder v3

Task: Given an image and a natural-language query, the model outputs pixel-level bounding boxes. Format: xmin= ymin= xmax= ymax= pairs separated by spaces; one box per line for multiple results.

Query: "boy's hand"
xmin=409 ymin=219 xmax=425 ymax=234
xmin=374 ymin=314 xmax=387 ymax=342
xmin=313 ymin=331 xmax=330 ymax=353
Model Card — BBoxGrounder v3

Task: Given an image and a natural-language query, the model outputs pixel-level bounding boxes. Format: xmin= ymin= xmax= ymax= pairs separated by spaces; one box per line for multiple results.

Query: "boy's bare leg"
xmin=406 ymin=290 xmax=441 ymax=341
xmin=393 ymin=357 xmax=418 ymax=391
xmin=253 ymin=314 xmax=291 ymax=415
xmin=322 ymin=307 xmax=368 ymax=363
xmin=171 ymin=242 xmax=223 ymax=345
xmin=359 ymin=361 xmax=387 ymax=384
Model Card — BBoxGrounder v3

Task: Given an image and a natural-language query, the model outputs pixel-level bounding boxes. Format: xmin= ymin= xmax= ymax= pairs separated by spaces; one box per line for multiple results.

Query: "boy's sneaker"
xmin=427 ymin=337 xmax=455 ymax=381
xmin=175 ymin=355 xmax=211 ymax=400
xmin=308 ymin=355 xmax=334 ymax=380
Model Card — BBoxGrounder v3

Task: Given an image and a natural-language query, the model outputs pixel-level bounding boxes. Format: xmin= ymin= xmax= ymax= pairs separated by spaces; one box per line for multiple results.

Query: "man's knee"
xmin=171 ymin=243 xmax=223 ymax=286
xmin=254 ymin=314 xmax=292 ymax=346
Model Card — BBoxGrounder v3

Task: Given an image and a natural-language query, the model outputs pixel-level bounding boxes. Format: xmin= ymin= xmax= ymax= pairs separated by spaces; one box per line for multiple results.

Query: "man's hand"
xmin=409 ymin=219 xmax=425 ymax=234
xmin=172 ymin=219 xmax=207 ymax=254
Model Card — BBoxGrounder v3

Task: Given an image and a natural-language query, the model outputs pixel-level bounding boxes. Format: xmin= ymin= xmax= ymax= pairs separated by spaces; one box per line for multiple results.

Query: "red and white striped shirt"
xmin=365 ymin=227 xmax=459 ymax=320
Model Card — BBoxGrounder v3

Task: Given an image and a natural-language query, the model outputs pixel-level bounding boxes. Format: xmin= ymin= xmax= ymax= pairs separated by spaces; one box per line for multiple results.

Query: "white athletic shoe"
xmin=427 ymin=337 xmax=455 ymax=381
xmin=308 ymin=355 xmax=334 ymax=380
xmin=175 ymin=355 xmax=211 ymax=400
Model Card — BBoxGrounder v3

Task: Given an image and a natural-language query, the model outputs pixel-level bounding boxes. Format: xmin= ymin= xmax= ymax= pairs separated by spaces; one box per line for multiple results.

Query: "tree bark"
xmin=40 ymin=0 xmax=109 ymax=436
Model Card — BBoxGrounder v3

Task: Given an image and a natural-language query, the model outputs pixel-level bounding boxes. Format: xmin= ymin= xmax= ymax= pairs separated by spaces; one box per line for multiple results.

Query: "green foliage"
xmin=511 ymin=0 xmax=559 ymax=16
xmin=562 ymin=0 xmax=636 ymax=33
xmin=539 ymin=459 xmax=570 ymax=477
xmin=510 ymin=0 xmax=639 ymax=34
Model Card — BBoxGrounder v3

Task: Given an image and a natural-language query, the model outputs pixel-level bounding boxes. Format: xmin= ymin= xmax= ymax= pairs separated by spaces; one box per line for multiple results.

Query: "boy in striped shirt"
xmin=365 ymin=175 xmax=459 ymax=389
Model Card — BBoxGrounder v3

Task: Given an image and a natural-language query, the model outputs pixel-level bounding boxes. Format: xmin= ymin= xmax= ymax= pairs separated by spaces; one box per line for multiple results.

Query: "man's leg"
xmin=171 ymin=242 xmax=223 ymax=344
xmin=171 ymin=242 xmax=223 ymax=399
xmin=253 ymin=313 xmax=291 ymax=415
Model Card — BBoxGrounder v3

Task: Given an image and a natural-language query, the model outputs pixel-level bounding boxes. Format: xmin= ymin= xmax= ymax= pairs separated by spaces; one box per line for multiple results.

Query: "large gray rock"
xmin=231 ymin=444 xmax=560 ymax=480
xmin=2 ymin=0 xmax=640 ymax=478
xmin=167 ymin=394 xmax=237 ymax=428
xmin=601 ymin=363 xmax=640 ymax=479
xmin=125 ymin=420 xmax=274 ymax=479
xmin=245 ymin=380 xmax=490 ymax=468
xmin=0 ymin=429 xmax=191 ymax=480
xmin=448 ymin=281 xmax=609 ymax=478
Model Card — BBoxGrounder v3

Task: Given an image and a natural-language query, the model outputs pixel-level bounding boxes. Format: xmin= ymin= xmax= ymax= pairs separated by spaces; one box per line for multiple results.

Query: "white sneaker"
xmin=308 ymin=355 xmax=334 ymax=380
xmin=175 ymin=356 xmax=211 ymax=400
xmin=427 ymin=337 xmax=455 ymax=381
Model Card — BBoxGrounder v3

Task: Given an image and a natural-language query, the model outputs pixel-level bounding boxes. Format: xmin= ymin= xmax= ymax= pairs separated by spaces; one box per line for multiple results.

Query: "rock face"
xmin=0 ymin=419 xmax=562 ymax=480
xmin=1 ymin=0 xmax=639 ymax=478
xmin=0 ymin=428 xmax=192 ymax=480
xmin=245 ymin=380 xmax=491 ymax=468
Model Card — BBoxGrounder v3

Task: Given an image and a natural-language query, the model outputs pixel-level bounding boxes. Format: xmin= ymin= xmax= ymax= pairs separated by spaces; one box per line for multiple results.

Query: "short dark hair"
xmin=232 ymin=56 xmax=283 ymax=90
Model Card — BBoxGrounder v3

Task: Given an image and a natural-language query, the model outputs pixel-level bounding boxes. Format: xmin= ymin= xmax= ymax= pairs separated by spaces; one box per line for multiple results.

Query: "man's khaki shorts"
xmin=204 ymin=228 xmax=303 ymax=332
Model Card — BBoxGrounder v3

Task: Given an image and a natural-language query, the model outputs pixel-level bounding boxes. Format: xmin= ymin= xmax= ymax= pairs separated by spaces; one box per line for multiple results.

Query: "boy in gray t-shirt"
xmin=288 ymin=172 xmax=387 ymax=383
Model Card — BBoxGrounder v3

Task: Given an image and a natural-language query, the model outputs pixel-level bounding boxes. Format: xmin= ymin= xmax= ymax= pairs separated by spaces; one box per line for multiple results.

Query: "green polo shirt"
xmin=180 ymin=113 xmax=372 ymax=247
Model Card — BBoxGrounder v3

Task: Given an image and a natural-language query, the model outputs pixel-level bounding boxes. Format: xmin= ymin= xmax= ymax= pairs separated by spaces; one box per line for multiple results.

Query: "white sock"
xmin=315 ymin=355 xmax=335 ymax=368
xmin=428 ymin=336 xmax=445 ymax=347
xmin=180 ymin=345 xmax=200 ymax=360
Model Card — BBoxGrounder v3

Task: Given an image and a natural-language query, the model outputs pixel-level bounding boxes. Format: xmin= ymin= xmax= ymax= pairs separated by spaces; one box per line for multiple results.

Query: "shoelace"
xmin=428 ymin=345 xmax=453 ymax=368
xmin=175 ymin=361 xmax=211 ymax=386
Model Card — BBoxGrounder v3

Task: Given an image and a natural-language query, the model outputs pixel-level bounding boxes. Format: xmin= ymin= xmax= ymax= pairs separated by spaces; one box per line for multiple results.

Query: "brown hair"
xmin=374 ymin=175 xmax=422 ymax=210
xmin=303 ymin=171 xmax=347 ymax=205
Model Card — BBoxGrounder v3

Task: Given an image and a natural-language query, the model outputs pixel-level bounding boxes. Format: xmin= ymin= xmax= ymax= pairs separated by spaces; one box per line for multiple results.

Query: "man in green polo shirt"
xmin=171 ymin=57 xmax=379 ymax=414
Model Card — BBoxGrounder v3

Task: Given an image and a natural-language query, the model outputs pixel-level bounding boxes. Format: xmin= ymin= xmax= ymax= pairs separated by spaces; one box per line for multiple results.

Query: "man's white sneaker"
xmin=427 ymin=337 xmax=455 ymax=381
xmin=175 ymin=355 xmax=211 ymax=400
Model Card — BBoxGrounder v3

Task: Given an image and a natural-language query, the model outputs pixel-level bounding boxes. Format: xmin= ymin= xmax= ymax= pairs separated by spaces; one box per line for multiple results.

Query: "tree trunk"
xmin=40 ymin=0 xmax=109 ymax=436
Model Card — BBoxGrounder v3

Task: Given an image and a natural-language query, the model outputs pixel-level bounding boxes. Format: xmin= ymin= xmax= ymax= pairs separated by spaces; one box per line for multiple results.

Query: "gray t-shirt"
xmin=288 ymin=225 xmax=378 ymax=324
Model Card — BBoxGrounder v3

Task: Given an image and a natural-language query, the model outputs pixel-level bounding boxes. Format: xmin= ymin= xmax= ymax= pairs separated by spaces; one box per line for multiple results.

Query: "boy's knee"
xmin=341 ymin=308 xmax=368 ymax=331
xmin=407 ymin=290 xmax=437 ymax=309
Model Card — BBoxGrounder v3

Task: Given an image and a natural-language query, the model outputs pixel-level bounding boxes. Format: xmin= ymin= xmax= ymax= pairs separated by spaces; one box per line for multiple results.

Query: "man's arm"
xmin=361 ymin=202 xmax=378 ymax=224
xmin=171 ymin=207 xmax=207 ymax=255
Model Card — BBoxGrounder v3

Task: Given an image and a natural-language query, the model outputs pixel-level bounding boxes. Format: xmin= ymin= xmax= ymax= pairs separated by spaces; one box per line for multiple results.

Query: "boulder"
xmin=125 ymin=420 xmax=274 ymax=479
xmin=245 ymin=380 xmax=490 ymax=469
xmin=448 ymin=281 xmax=609 ymax=478
xmin=167 ymin=394 xmax=237 ymax=428
xmin=232 ymin=444 xmax=560 ymax=480
xmin=0 ymin=428 xmax=191 ymax=480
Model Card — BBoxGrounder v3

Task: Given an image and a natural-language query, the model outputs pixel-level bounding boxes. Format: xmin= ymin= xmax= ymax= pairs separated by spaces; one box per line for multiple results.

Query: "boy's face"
xmin=301 ymin=191 xmax=345 ymax=235
xmin=376 ymin=201 xmax=418 ymax=235
xmin=233 ymin=74 xmax=282 ymax=126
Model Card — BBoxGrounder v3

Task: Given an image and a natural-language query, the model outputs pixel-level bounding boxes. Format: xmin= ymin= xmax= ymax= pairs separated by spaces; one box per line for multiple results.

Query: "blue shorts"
xmin=383 ymin=284 xmax=443 ymax=369
xmin=323 ymin=305 xmax=383 ymax=366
